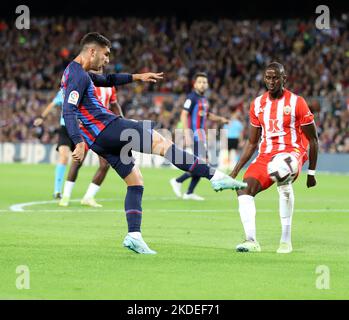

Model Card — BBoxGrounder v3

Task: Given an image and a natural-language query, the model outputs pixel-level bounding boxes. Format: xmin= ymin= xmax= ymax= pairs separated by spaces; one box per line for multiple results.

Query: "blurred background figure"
xmin=224 ymin=108 xmax=244 ymax=169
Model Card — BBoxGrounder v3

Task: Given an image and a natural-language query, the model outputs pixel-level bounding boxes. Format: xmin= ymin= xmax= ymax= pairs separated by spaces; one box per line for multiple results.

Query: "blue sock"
xmin=187 ymin=176 xmax=201 ymax=194
xmin=125 ymin=185 xmax=144 ymax=233
xmin=54 ymin=164 xmax=66 ymax=194
xmin=176 ymin=172 xmax=191 ymax=183
xmin=165 ymin=144 xmax=215 ymax=179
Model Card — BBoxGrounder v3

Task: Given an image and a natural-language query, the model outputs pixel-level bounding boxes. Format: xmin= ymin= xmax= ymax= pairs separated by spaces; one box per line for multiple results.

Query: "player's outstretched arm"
xmin=88 ymin=73 xmax=133 ymax=87
xmin=208 ymin=112 xmax=229 ymax=124
xmin=33 ymin=101 xmax=56 ymax=126
xmin=132 ymin=72 xmax=164 ymax=83
xmin=88 ymin=72 xmax=164 ymax=87
xmin=301 ymin=122 xmax=319 ymax=188
xmin=230 ymin=125 xmax=261 ymax=178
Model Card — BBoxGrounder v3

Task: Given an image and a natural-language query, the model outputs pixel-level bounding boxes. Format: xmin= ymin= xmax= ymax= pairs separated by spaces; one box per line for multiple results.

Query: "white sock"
xmin=277 ymin=183 xmax=294 ymax=244
xmin=62 ymin=181 xmax=75 ymax=198
xmin=238 ymin=195 xmax=256 ymax=241
xmin=128 ymin=232 xmax=142 ymax=240
xmin=83 ymin=183 xmax=100 ymax=199
xmin=210 ymin=169 xmax=228 ymax=181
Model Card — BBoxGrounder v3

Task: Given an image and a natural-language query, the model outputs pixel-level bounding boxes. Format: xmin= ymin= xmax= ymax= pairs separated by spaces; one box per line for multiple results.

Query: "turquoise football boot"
xmin=211 ymin=177 xmax=247 ymax=192
xmin=123 ymin=235 xmax=157 ymax=254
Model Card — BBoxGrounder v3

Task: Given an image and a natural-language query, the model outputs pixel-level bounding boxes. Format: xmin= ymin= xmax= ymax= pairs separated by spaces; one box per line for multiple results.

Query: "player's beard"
xmin=90 ymin=57 xmax=103 ymax=71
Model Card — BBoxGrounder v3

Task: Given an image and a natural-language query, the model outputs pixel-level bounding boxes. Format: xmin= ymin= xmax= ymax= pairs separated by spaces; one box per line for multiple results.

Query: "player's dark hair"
xmin=265 ymin=62 xmax=285 ymax=74
xmin=80 ymin=32 xmax=111 ymax=50
xmin=193 ymin=72 xmax=208 ymax=81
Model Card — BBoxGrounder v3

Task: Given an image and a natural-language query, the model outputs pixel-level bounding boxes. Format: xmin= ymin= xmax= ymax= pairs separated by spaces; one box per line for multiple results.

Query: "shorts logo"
xmin=284 ymin=105 xmax=291 ymax=115
xmin=68 ymin=91 xmax=79 ymax=105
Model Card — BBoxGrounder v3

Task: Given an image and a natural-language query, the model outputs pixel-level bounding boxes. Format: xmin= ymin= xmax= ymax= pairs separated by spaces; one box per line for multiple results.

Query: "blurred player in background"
xmin=59 ymin=68 xmax=124 ymax=207
xmin=170 ymin=72 xmax=229 ymax=201
xmin=34 ymin=90 xmax=71 ymax=199
xmin=228 ymin=62 xmax=319 ymax=253
xmin=224 ymin=108 xmax=244 ymax=169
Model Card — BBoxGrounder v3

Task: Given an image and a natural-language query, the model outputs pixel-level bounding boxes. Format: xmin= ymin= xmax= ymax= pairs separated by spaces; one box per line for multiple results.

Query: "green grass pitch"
xmin=0 ymin=163 xmax=348 ymax=299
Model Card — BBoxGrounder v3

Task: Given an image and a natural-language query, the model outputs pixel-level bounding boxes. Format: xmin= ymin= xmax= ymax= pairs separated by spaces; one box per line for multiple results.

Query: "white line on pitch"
xmin=3 ymin=208 xmax=349 ymax=213
xmin=8 ymin=197 xmax=182 ymax=212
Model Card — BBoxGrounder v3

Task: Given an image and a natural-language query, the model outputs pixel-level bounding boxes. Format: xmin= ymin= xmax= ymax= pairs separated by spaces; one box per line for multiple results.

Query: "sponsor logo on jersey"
xmin=268 ymin=119 xmax=285 ymax=137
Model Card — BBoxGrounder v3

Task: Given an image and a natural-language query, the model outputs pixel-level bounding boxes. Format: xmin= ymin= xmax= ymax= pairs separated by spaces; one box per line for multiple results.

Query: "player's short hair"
xmin=80 ymin=32 xmax=111 ymax=50
xmin=193 ymin=72 xmax=208 ymax=81
xmin=265 ymin=62 xmax=285 ymax=74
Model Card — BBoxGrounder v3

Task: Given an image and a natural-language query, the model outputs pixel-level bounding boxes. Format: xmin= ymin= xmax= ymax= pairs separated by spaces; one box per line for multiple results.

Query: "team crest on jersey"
xmin=283 ymin=105 xmax=291 ymax=115
xmin=68 ymin=90 xmax=79 ymax=105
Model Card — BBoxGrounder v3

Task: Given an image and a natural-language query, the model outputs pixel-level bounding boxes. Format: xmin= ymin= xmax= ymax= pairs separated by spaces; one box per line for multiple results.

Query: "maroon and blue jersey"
xmin=61 ymin=61 xmax=132 ymax=146
xmin=183 ymin=91 xmax=209 ymax=141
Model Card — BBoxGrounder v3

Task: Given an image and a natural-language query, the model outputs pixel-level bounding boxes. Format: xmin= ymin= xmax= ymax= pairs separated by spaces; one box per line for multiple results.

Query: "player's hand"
xmin=33 ymin=117 xmax=43 ymax=126
xmin=221 ymin=117 xmax=230 ymax=124
xmin=306 ymin=175 xmax=316 ymax=188
xmin=133 ymin=72 xmax=164 ymax=83
xmin=72 ymin=142 xmax=86 ymax=163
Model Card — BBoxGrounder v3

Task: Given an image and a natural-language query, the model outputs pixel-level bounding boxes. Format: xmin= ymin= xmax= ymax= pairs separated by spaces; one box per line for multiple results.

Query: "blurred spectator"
xmin=0 ymin=16 xmax=348 ymax=153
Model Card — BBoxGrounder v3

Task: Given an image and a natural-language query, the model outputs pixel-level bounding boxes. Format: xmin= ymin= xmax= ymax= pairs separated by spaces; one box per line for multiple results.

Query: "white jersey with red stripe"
xmin=94 ymin=86 xmax=117 ymax=109
xmin=250 ymin=89 xmax=314 ymax=156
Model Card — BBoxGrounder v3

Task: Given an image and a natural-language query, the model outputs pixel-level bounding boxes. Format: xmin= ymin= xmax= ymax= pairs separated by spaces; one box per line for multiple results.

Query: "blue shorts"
xmin=90 ymin=118 xmax=155 ymax=179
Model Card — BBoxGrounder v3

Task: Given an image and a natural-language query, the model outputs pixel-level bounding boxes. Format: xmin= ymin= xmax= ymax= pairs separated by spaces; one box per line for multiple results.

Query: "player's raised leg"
xmin=81 ymin=156 xmax=110 ymax=208
xmin=235 ymin=177 xmax=262 ymax=252
xmin=151 ymin=130 xmax=247 ymax=191
xmin=276 ymin=182 xmax=294 ymax=253
xmin=122 ymin=167 xmax=156 ymax=254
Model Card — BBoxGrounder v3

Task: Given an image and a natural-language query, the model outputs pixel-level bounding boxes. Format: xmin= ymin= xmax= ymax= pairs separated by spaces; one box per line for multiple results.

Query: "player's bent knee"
xmin=124 ymin=168 xmax=144 ymax=186
xmin=60 ymin=155 xmax=69 ymax=165
xmin=237 ymin=178 xmax=261 ymax=197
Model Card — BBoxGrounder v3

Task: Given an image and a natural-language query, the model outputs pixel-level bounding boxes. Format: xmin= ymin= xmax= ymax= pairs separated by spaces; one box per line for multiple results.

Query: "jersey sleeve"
xmin=110 ymin=87 xmax=117 ymax=104
xmin=183 ymin=96 xmax=195 ymax=114
xmin=62 ymin=71 xmax=89 ymax=145
xmin=52 ymin=90 xmax=64 ymax=107
xmin=296 ymin=96 xmax=314 ymax=126
xmin=249 ymin=101 xmax=261 ymax=127
xmin=88 ymin=73 xmax=133 ymax=87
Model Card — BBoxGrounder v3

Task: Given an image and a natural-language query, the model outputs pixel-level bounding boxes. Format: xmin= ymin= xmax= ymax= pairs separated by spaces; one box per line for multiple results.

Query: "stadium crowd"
xmin=1 ymin=16 xmax=348 ymax=153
